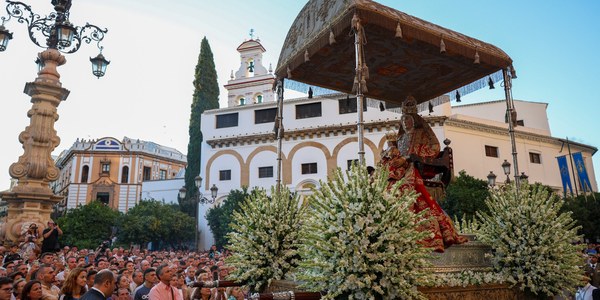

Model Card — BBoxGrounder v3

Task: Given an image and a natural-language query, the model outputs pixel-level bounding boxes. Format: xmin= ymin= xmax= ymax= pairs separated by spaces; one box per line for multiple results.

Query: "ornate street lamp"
xmin=0 ymin=23 xmax=13 ymax=51
xmin=487 ymin=171 xmax=497 ymax=187
xmin=179 ymin=177 xmax=218 ymax=251
xmin=0 ymin=0 xmax=109 ymax=76
xmin=0 ymin=0 xmax=109 ymax=242
xmin=90 ymin=49 xmax=110 ymax=78
xmin=502 ymin=159 xmax=511 ymax=184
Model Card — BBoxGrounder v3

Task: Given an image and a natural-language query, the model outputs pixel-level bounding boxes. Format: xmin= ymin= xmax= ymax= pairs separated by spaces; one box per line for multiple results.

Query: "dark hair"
xmin=40 ymin=253 xmax=54 ymax=260
xmin=87 ymin=269 xmax=98 ymax=279
xmin=21 ymin=280 xmax=41 ymax=300
xmin=143 ymin=268 xmax=156 ymax=281
xmin=8 ymin=271 xmax=24 ymax=281
xmin=366 ymin=166 xmax=375 ymax=175
xmin=0 ymin=276 xmax=12 ymax=287
xmin=93 ymin=270 xmax=115 ymax=286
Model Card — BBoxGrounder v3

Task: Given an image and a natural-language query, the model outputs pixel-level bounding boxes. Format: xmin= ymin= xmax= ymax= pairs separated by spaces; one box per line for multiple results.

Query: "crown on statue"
xmin=402 ymin=96 xmax=418 ymax=114
xmin=384 ymin=131 xmax=398 ymax=141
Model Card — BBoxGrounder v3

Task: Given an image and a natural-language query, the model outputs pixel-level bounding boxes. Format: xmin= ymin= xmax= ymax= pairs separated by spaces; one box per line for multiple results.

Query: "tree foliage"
xmin=441 ymin=170 xmax=490 ymax=221
xmin=182 ymin=36 xmax=220 ymax=216
xmin=205 ymin=188 xmax=251 ymax=249
xmin=118 ymin=200 xmax=195 ymax=249
xmin=560 ymin=192 xmax=600 ymax=242
xmin=58 ymin=201 xmax=122 ymax=249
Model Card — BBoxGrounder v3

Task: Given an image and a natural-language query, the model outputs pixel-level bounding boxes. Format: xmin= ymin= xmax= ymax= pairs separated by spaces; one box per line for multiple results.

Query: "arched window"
xmin=255 ymin=94 xmax=263 ymax=104
xmin=121 ymin=166 xmax=129 ymax=183
xmin=239 ymin=97 xmax=246 ymax=106
xmin=81 ymin=165 xmax=89 ymax=183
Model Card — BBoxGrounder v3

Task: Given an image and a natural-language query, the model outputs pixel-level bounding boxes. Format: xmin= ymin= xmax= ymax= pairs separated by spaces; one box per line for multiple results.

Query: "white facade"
xmin=225 ymin=39 xmax=276 ymax=107
xmin=140 ymin=169 xmax=185 ymax=204
xmin=197 ymin=39 xmax=598 ymax=251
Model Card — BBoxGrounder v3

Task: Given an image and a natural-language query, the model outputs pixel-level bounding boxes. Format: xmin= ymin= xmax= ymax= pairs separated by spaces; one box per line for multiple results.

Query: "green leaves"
xmin=58 ymin=201 xmax=122 ymax=249
xmin=183 ymin=36 xmax=220 ymax=216
xmin=118 ymin=200 xmax=195 ymax=247
xmin=441 ymin=170 xmax=490 ymax=222
xmin=206 ymin=188 xmax=251 ymax=248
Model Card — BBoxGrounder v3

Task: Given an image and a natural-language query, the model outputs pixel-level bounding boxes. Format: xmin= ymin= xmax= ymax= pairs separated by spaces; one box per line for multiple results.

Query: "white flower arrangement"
xmin=297 ymin=164 xmax=432 ymax=300
xmin=477 ymin=183 xmax=582 ymax=297
xmin=226 ymin=186 xmax=307 ymax=292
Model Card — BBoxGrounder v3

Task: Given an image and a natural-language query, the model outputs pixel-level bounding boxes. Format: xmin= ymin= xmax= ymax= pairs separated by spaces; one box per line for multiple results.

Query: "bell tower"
xmin=224 ymin=30 xmax=276 ymax=107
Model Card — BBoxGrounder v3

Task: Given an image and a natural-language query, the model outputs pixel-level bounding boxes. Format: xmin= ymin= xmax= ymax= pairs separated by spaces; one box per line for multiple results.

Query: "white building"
xmin=141 ymin=169 xmax=185 ymax=205
xmin=197 ymin=38 xmax=597 ymax=250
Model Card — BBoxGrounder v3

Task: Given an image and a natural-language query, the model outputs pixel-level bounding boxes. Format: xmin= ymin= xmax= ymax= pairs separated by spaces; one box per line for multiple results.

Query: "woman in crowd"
xmin=112 ymin=274 xmax=131 ymax=299
xmin=21 ymin=280 xmax=43 ymax=300
xmin=13 ymin=278 xmax=26 ymax=300
xmin=60 ymin=267 xmax=88 ymax=300
xmin=225 ymin=287 xmax=243 ymax=300
xmin=19 ymin=223 xmax=40 ymax=259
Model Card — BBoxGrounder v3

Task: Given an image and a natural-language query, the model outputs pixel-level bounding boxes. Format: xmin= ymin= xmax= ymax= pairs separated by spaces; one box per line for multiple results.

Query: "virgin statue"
xmin=381 ymin=96 xmax=466 ymax=253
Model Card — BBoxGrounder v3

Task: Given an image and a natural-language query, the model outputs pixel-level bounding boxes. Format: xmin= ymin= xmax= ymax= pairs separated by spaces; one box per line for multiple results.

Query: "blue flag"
xmin=573 ymin=152 xmax=593 ymax=193
xmin=556 ymin=155 xmax=573 ymax=197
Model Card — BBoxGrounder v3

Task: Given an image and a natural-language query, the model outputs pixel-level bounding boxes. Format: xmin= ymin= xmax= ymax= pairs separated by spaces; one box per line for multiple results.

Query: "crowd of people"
xmin=0 ymin=220 xmax=243 ymax=300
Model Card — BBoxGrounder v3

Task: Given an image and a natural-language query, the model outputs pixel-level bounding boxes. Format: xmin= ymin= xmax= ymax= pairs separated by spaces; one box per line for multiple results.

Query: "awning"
xmin=275 ymin=0 xmax=514 ymax=105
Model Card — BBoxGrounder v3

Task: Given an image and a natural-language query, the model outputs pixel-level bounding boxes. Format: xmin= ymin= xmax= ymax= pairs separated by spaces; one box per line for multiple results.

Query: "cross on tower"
xmin=249 ymin=29 xmax=255 ymax=40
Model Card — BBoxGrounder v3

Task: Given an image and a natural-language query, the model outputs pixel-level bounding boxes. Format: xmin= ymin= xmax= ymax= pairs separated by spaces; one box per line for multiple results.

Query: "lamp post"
xmin=179 ymin=176 xmax=218 ymax=251
xmin=502 ymin=159 xmax=511 ymax=184
xmin=0 ymin=0 xmax=108 ymax=242
xmin=487 ymin=171 xmax=497 ymax=187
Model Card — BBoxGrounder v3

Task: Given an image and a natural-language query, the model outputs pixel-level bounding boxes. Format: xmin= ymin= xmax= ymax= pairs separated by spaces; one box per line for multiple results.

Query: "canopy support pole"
xmin=503 ymin=67 xmax=520 ymax=191
xmin=353 ymin=15 xmax=366 ymax=165
xmin=275 ymin=79 xmax=285 ymax=195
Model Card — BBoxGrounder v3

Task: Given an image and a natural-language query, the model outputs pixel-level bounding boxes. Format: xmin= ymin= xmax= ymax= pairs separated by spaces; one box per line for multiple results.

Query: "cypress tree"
xmin=181 ymin=37 xmax=219 ymax=216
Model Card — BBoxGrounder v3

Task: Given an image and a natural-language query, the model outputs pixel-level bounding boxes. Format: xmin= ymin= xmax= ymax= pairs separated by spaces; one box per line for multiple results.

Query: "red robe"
xmin=382 ymin=126 xmax=466 ymax=253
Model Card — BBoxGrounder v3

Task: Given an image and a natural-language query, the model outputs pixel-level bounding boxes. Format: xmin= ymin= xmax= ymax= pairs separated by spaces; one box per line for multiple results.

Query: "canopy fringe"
xmin=448 ymin=70 xmax=503 ymax=101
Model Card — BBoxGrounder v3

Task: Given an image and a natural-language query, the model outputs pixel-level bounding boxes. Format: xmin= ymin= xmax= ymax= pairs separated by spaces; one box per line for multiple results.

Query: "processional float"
xmin=265 ymin=0 xmax=524 ymax=298
xmin=273 ymin=0 xmax=521 ymax=194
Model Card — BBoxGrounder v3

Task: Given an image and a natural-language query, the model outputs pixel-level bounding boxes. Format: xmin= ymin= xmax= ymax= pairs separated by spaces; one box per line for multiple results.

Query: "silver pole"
xmin=354 ymin=20 xmax=366 ymax=165
xmin=275 ymin=79 xmax=284 ymax=194
xmin=502 ymin=68 xmax=520 ymax=190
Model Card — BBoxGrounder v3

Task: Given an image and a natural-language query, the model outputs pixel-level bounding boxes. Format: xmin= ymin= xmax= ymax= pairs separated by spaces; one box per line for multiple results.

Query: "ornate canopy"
xmin=275 ymin=0 xmax=514 ymax=105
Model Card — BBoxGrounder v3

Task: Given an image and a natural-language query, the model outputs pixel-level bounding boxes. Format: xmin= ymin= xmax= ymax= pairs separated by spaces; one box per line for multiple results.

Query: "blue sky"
xmin=0 ymin=0 xmax=598 ymax=190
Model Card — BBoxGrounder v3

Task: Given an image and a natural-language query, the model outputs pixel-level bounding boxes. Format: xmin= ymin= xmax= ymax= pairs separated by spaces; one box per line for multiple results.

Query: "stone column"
xmin=0 ymin=48 xmax=70 ymax=242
